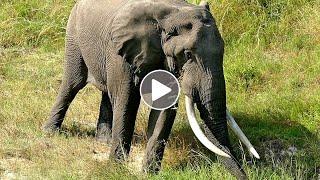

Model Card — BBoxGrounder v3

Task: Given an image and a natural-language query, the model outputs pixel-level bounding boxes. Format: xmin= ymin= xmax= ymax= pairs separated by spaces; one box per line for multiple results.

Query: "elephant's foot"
xmin=42 ymin=120 xmax=61 ymax=133
xmin=142 ymin=160 xmax=161 ymax=174
xmin=142 ymin=145 xmax=164 ymax=174
xmin=96 ymin=126 xmax=112 ymax=144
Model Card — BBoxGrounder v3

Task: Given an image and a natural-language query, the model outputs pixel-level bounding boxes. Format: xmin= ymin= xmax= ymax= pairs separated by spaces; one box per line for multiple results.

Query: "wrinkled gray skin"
xmin=43 ymin=0 xmax=247 ymax=179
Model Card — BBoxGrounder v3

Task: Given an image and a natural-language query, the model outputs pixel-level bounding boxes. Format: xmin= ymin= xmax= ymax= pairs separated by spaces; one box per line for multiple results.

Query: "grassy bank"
xmin=0 ymin=0 xmax=319 ymax=179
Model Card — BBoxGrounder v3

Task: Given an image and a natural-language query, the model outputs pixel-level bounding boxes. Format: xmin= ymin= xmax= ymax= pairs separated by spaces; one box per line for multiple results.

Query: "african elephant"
xmin=43 ymin=0 xmax=259 ymax=179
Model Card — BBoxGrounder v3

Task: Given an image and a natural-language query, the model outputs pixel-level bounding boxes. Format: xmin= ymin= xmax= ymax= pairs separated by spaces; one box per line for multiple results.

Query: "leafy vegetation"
xmin=0 ymin=0 xmax=319 ymax=179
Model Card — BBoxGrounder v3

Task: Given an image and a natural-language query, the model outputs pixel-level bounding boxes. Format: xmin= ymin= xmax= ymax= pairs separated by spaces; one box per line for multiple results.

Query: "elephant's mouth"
xmin=185 ymin=96 xmax=260 ymax=159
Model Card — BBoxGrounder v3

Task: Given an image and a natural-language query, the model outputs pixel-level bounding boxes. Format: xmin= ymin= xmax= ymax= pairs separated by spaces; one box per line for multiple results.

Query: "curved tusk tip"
xmin=218 ymin=151 xmax=231 ymax=158
xmin=249 ymin=147 xmax=260 ymax=159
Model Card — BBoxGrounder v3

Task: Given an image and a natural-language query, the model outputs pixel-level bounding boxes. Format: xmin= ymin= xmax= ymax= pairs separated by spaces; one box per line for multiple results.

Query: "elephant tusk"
xmin=226 ymin=109 xmax=260 ymax=159
xmin=185 ymin=96 xmax=231 ymax=158
xmin=199 ymin=1 xmax=208 ymax=6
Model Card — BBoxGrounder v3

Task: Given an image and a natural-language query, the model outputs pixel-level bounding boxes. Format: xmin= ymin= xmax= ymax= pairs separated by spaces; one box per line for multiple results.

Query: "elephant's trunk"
xmin=183 ymin=65 xmax=259 ymax=179
xmin=185 ymin=96 xmax=230 ymax=158
xmin=185 ymin=70 xmax=248 ymax=179
xmin=184 ymin=66 xmax=259 ymax=159
xmin=196 ymin=70 xmax=228 ymax=146
xmin=182 ymin=62 xmax=231 ymax=152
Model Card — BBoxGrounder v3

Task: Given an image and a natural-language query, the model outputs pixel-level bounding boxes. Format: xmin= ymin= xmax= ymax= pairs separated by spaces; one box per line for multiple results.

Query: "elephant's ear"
xmin=111 ymin=2 xmax=175 ymax=76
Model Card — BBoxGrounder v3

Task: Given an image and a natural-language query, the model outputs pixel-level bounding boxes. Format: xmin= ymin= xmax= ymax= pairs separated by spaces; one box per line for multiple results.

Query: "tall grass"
xmin=0 ymin=0 xmax=319 ymax=179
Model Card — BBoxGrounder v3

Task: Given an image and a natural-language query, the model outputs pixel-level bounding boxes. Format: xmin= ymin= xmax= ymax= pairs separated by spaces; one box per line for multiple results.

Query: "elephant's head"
xmin=111 ymin=0 xmax=259 ymax=178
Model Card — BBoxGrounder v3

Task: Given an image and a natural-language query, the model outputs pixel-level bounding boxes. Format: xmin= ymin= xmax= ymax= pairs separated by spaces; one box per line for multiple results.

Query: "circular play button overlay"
xmin=140 ymin=70 xmax=180 ymax=110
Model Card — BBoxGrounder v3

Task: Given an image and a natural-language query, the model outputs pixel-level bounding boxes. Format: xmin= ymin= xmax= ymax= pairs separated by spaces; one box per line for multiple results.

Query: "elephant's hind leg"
xmin=96 ymin=91 xmax=113 ymax=143
xmin=43 ymin=40 xmax=88 ymax=132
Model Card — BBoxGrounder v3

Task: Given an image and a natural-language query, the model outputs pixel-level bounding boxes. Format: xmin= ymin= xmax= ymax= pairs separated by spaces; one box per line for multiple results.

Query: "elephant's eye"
xmin=201 ymin=18 xmax=211 ymax=25
xmin=166 ymin=28 xmax=178 ymax=41
xmin=184 ymin=23 xmax=193 ymax=30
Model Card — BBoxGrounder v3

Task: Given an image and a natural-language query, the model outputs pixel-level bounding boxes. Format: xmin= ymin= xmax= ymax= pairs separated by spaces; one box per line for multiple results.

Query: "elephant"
xmin=43 ymin=0 xmax=259 ymax=179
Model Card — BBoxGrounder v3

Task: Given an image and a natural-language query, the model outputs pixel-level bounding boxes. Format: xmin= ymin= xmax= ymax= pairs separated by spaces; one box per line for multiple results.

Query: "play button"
xmin=140 ymin=70 xmax=180 ymax=110
xmin=152 ymin=79 xmax=172 ymax=101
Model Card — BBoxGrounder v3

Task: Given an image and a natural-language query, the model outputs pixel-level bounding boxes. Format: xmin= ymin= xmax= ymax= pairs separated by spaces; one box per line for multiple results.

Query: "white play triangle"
xmin=152 ymin=79 xmax=172 ymax=101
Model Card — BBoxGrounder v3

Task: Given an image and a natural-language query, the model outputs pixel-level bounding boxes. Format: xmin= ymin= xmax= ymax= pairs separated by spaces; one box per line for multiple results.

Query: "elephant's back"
xmin=67 ymin=0 xmax=127 ymax=43
xmin=66 ymin=0 xmax=129 ymax=91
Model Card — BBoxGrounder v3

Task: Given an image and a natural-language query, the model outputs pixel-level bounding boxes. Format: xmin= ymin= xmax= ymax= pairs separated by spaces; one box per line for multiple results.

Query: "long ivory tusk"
xmin=226 ymin=109 xmax=260 ymax=159
xmin=199 ymin=1 xmax=208 ymax=6
xmin=185 ymin=96 xmax=231 ymax=158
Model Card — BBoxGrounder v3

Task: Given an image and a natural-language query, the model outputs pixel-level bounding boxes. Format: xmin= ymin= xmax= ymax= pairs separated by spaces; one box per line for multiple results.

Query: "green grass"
xmin=1 ymin=0 xmax=319 ymax=179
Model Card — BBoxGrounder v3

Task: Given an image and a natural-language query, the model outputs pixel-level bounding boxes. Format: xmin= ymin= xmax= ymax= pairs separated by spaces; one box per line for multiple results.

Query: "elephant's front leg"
xmin=108 ymin=82 xmax=140 ymax=161
xmin=142 ymin=108 xmax=177 ymax=173
xmin=96 ymin=91 xmax=113 ymax=143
